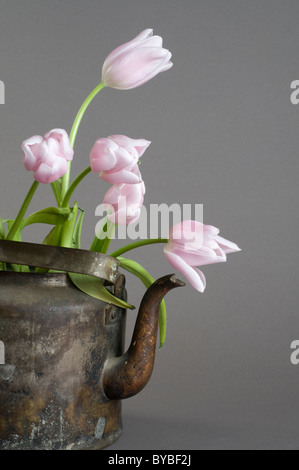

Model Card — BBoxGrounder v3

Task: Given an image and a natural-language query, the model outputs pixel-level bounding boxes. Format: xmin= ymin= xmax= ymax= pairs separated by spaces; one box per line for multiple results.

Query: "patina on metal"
xmin=0 ymin=240 xmax=184 ymax=450
xmin=0 ymin=240 xmax=118 ymax=284
xmin=103 ymin=275 xmax=185 ymax=400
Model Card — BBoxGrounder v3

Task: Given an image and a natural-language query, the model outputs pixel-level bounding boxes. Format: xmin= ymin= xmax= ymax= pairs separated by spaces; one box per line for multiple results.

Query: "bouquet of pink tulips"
xmin=0 ymin=30 xmax=240 ymax=346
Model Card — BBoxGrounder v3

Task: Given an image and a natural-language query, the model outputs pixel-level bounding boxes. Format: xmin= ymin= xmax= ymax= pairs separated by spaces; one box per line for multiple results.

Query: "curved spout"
xmin=103 ymin=274 xmax=185 ymax=400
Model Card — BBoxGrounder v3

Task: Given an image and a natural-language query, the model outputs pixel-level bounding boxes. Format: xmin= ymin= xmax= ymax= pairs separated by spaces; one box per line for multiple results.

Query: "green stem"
xmin=110 ymin=238 xmax=168 ymax=259
xmin=69 ymin=82 xmax=106 ymax=148
xmin=62 ymin=166 xmax=92 ymax=208
xmin=90 ymin=215 xmax=108 ymax=251
xmin=90 ymin=219 xmax=116 ymax=254
xmin=51 ymin=181 xmax=62 ymax=207
xmin=98 ymin=221 xmax=116 ymax=254
xmin=60 ymin=202 xmax=78 ymax=248
xmin=61 ymin=81 xmax=106 ymax=199
xmin=6 ymin=180 xmax=39 ymax=241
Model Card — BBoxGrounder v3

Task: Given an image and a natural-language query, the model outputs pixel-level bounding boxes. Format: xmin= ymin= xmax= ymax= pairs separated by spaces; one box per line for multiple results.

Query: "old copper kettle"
xmin=0 ymin=240 xmax=184 ymax=450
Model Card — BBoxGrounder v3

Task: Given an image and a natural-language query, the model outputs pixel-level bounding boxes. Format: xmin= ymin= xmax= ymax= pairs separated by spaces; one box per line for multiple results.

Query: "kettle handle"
xmin=0 ymin=239 xmax=118 ymax=284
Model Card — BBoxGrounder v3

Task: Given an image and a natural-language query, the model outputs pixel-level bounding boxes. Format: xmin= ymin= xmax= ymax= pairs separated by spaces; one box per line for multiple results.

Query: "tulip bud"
xmin=103 ymin=181 xmax=145 ymax=225
xmin=90 ymin=135 xmax=150 ymax=184
xmin=101 ymin=29 xmax=173 ymax=90
xmin=22 ymin=129 xmax=73 ymax=184
xmin=164 ymin=221 xmax=241 ymax=292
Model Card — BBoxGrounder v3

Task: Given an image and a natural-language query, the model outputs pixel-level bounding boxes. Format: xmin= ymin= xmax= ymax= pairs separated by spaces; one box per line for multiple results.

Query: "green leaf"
xmin=68 ymin=272 xmax=135 ymax=310
xmin=90 ymin=216 xmax=115 ymax=254
xmin=23 ymin=207 xmax=72 ymax=228
xmin=71 ymin=208 xmax=85 ymax=250
xmin=117 ymin=257 xmax=167 ymax=348
xmin=42 ymin=225 xmax=62 ymax=247
xmin=24 ymin=207 xmax=71 ymax=273
xmin=0 ymin=219 xmax=6 ymax=239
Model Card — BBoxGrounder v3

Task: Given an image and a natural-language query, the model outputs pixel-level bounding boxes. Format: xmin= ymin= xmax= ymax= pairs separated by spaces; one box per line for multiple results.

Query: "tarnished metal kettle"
xmin=0 ymin=240 xmax=184 ymax=450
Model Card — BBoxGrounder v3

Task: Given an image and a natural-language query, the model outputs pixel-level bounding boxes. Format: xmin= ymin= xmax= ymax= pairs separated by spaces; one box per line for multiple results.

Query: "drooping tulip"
xmin=90 ymin=135 xmax=150 ymax=184
xmin=103 ymin=181 xmax=145 ymax=225
xmin=22 ymin=129 xmax=73 ymax=184
xmin=164 ymin=221 xmax=241 ymax=293
xmin=101 ymin=29 xmax=173 ymax=90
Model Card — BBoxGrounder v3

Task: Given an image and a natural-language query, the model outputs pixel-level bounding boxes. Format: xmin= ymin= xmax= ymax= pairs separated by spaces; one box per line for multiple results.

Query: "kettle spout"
xmin=103 ymin=274 xmax=185 ymax=400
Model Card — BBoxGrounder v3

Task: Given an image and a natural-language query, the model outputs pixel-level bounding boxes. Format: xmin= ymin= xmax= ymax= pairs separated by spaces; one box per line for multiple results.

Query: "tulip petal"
xmin=22 ymin=129 xmax=72 ymax=183
xmin=102 ymin=29 xmax=154 ymax=71
xmin=164 ymin=249 xmax=206 ymax=293
xmin=103 ymin=180 xmax=145 ymax=225
xmin=23 ymin=152 xmax=36 ymax=172
xmin=170 ymin=220 xmax=204 ymax=244
xmin=134 ymin=139 xmax=151 ymax=157
xmin=22 ymin=135 xmax=44 ymax=147
xmin=215 ymin=235 xmax=241 ymax=254
xmin=134 ymin=29 xmax=154 ymax=40
xmin=100 ymin=168 xmax=142 ymax=184
xmin=44 ymin=129 xmax=74 ymax=161
xmin=34 ymin=158 xmax=68 ymax=184
xmin=169 ymin=243 xmax=219 ymax=267
xmin=22 ymin=136 xmax=43 ymax=171
xmin=109 ymin=135 xmax=151 ymax=158
xmin=203 ymin=224 xmax=220 ymax=237
xmin=102 ymin=29 xmax=172 ymax=90
xmin=90 ymin=138 xmax=118 ymax=173
xmin=91 ymin=135 xmax=149 ymax=183
xmin=110 ymin=145 xmax=137 ymax=169
xmin=103 ymin=47 xmax=173 ymax=90
xmin=103 ymin=184 xmax=121 ymax=204
xmin=138 ymin=35 xmax=163 ymax=48
xmin=165 ymin=221 xmax=240 ymax=292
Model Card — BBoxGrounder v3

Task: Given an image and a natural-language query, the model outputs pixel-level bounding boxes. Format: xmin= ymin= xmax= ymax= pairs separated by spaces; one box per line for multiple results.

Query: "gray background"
xmin=0 ymin=0 xmax=298 ymax=450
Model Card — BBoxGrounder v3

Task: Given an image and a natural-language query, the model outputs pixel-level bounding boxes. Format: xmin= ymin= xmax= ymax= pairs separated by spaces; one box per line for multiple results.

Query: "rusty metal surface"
xmin=0 ymin=240 xmax=119 ymax=284
xmin=0 ymin=271 xmax=127 ymax=450
xmin=0 ymin=241 xmax=185 ymax=450
xmin=103 ymin=275 xmax=185 ymax=400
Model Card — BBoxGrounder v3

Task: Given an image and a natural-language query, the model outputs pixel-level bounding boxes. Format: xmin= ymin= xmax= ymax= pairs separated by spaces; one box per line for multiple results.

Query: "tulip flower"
xmin=164 ymin=221 xmax=241 ymax=293
xmin=103 ymin=181 xmax=145 ymax=225
xmin=90 ymin=135 xmax=150 ymax=184
xmin=101 ymin=29 xmax=173 ymax=90
xmin=22 ymin=129 xmax=74 ymax=184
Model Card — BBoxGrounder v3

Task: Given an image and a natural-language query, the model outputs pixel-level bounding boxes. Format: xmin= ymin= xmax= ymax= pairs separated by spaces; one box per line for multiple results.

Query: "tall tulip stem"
xmin=61 ymin=81 xmax=106 ymax=199
xmin=6 ymin=180 xmax=39 ymax=241
xmin=110 ymin=238 xmax=168 ymax=259
xmin=62 ymin=166 xmax=92 ymax=208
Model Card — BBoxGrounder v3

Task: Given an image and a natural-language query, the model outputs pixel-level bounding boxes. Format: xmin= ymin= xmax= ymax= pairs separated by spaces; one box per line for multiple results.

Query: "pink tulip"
xmin=103 ymin=181 xmax=145 ymax=225
xmin=90 ymin=135 xmax=150 ymax=184
xmin=22 ymin=129 xmax=73 ymax=184
xmin=164 ymin=221 xmax=241 ymax=293
xmin=101 ymin=29 xmax=173 ymax=90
